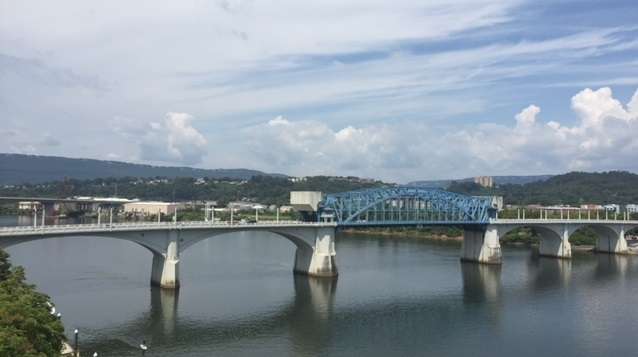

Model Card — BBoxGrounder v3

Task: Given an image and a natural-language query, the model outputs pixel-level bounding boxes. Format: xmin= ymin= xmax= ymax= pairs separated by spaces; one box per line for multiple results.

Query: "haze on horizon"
xmin=1 ymin=0 xmax=637 ymax=183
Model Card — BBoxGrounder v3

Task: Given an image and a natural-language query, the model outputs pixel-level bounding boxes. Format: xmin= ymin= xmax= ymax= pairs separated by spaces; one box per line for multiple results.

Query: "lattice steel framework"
xmin=319 ymin=187 xmax=494 ymax=226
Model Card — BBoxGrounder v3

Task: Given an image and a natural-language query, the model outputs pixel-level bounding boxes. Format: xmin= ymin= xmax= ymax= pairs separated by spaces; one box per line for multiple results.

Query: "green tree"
xmin=0 ymin=249 xmax=66 ymax=357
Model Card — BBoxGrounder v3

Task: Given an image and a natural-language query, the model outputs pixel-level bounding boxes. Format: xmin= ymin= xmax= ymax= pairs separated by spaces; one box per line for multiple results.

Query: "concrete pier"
xmin=594 ymin=226 xmax=629 ymax=254
xmin=461 ymin=226 xmax=502 ymax=264
xmin=150 ymin=231 xmax=180 ymax=288
xmin=536 ymin=226 xmax=572 ymax=259
xmin=292 ymin=227 xmax=337 ymax=277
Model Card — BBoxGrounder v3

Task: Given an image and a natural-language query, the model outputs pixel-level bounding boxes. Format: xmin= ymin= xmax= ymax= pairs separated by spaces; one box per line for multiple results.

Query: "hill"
xmin=448 ymin=171 xmax=638 ymax=205
xmin=0 ymin=153 xmax=284 ymax=185
xmin=409 ymin=175 xmax=552 ymax=188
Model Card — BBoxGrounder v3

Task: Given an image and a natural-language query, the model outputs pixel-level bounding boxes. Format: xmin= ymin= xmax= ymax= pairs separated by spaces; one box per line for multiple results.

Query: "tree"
xmin=0 ymin=249 xmax=66 ymax=357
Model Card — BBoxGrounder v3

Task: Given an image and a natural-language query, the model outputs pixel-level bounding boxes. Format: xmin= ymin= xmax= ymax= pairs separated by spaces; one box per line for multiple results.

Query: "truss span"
xmin=319 ymin=187 xmax=495 ymax=226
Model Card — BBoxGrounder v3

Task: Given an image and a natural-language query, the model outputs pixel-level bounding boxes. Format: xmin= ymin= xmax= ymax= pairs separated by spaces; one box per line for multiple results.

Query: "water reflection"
xmin=593 ymin=254 xmax=636 ymax=279
xmin=149 ymin=287 xmax=179 ymax=339
xmin=528 ymin=255 xmax=572 ymax=290
xmin=80 ymin=276 xmax=338 ymax=355
xmin=461 ymin=262 xmax=501 ymax=303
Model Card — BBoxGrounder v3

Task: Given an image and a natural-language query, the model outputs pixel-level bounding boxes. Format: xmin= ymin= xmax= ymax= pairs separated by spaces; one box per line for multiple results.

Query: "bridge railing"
xmin=0 ymin=219 xmax=330 ymax=233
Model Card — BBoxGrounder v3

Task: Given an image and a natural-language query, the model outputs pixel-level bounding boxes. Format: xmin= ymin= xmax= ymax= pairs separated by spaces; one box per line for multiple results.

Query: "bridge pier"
xmin=461 ymin=226 xmax=502 ymax=264
xmin=537 ymin=226 xmax=572 ymax=259
xmin=292 ymin=227 xmax=337 ymax=277
xmin=150 ymin=231 xmax=180 ymax=289
xmin=594 ymin=226 xmax=628 ymax=254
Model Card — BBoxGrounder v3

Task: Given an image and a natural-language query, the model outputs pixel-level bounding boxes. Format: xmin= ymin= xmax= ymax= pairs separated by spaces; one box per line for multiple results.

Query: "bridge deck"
xmin=0 ymin=221 xmax=336 ymax=237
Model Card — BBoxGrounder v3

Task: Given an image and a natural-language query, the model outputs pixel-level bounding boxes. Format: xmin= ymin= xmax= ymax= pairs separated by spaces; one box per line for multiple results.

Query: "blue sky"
xmin=1 ymin=0 xmax=637 ymax=182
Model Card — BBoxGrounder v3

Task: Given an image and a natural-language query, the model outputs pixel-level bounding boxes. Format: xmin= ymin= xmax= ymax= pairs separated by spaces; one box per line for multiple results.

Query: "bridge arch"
xmin=320 ymin=187 xmax=493 ymax=225
xmin=495 ymin=224 xmax=571 ymax=259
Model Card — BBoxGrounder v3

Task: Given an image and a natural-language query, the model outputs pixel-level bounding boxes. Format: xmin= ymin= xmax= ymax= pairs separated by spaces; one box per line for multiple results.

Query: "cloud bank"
xmin=246 ymin=87 xmax=638 ymax=181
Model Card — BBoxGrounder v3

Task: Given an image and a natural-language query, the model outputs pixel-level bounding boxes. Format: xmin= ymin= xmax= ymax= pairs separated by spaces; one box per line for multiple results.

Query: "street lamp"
xmin=74 ymin=329 xmax=79 ymax=357
xmin=93 ymin=353 xmax=98 ymax=357
xmin=140 ymin=340 xmax=148 ymax=356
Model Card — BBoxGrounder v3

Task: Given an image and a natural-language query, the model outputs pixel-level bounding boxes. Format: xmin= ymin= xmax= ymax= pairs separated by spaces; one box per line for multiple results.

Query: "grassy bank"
xmin=341 ymin=226 xmax=600 ymax=246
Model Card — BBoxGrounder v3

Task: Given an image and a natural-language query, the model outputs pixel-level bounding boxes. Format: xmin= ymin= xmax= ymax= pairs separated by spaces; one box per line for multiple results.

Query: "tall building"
xmin=473 ymin=176 xmax=494 ymax=188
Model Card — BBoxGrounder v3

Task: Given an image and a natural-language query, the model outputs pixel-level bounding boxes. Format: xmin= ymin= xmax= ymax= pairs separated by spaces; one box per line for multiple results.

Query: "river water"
xmin=2 ymin=216 xmax=638 ymax=356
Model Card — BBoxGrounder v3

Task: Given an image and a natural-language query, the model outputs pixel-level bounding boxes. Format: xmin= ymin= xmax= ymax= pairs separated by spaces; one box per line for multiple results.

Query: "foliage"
xmin=0 ymin=153 xmax=275 ymax=185
xmin=0 ymin=249 xmax=65 ymax=357
xmin=0 ymin=175 xmax=385 ymax=207
xmin=449 ymin=171 xmax=638 ymax=205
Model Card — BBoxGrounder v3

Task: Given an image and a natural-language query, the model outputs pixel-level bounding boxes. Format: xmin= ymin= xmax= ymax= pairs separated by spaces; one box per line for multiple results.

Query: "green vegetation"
xmin=344 ymin=226 xmax=464 ymax=240
xmin=0 ymin=153 xmax=278 ymax=185
xmin=0 ymin=249 xmax=66 ymax=357
xmin=0 ymin=175 xmax=385 ymax=206
xmin=499 ymin=227 xmax=597 ymax=246
xmin=449 ymin=171 xmax=638 ymax=205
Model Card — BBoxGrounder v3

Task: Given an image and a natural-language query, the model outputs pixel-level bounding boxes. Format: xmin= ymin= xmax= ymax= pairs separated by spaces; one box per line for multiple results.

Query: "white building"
xmin=123 ymin=201 xmax=185 ymax=215
xmin=18 ymin=201 xmax=41 ymax=210
xmin=626 ymin=204 xmax=638 ymax=213
xmin=603 ymin=204 xmax=620 ymax=213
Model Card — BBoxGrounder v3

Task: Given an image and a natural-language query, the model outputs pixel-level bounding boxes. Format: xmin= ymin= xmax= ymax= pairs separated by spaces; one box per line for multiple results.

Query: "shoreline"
xmin=338 ymin=229 xmax=610 ymax=250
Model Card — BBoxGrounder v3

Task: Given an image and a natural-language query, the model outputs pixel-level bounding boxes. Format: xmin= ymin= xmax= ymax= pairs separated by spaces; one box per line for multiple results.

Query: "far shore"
xmin=338 ymin=228 xmax=635 ymax=252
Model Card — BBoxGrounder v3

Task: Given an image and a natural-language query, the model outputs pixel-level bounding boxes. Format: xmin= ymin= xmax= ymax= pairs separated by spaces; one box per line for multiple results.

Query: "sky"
xmin=1 ymin=0 xmax=637 ymax=183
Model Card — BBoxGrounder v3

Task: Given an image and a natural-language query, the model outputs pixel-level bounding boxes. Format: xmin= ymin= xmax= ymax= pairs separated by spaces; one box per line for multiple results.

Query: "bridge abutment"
xmin=461 ymin=226 xmax=502 ymax=264
xmin=150 ymin=231 xmax=180 ymax=289
xmin=292 ymin=227 xmax=338 ymax=277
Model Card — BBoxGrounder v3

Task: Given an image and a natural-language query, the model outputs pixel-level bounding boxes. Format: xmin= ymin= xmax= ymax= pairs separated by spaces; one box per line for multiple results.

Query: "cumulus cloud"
xmin=113 ymin=112 xmax=208 ymax=165
xmin=245 ymin=87 xmax=638 ymax=181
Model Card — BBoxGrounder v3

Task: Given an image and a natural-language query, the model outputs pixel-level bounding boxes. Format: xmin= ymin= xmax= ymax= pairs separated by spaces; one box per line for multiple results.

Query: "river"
xmin=2 ymin=215 xmax=638 ymax=356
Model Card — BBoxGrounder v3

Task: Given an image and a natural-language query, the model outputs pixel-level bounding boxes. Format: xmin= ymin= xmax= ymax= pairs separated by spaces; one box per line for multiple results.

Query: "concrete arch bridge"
xmin=1 ymin=187 xmax=637 ymax=289
xmin=0 ymin=222 xmax=337 ymax=289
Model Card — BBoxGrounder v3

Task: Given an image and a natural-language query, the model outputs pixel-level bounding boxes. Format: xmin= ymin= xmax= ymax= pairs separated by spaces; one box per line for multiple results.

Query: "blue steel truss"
xmin=319 ymin=187 xmax=494 ymax=227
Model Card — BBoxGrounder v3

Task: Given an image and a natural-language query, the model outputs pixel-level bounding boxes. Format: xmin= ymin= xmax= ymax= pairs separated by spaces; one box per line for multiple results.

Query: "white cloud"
xmin=245 ymin=87 xmax=638 ymax=181
xmin=113 ymin=112 xmax=208 ymax=165
xmin=515 ymin=105 xmax=540 ymax=129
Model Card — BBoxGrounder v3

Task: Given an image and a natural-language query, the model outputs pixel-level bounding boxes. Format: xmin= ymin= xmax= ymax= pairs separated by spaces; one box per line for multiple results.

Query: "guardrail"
xmin=491 ymin=218 xmax=638 ymax=224
xmin=0 ymin=220 xmax=335 ymax=235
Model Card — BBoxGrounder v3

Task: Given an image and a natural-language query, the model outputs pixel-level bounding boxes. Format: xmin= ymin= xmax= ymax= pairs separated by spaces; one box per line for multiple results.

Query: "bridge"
xmin=1 ymin=187 xmax=637 ymax=289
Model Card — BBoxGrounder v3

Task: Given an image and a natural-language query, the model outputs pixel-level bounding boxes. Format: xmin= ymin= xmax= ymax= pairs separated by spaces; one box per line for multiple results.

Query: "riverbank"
xmin=340 ymin=228 xmax=463 ymax=242
xmin=339 ymin=228 xmax=635 ymax=251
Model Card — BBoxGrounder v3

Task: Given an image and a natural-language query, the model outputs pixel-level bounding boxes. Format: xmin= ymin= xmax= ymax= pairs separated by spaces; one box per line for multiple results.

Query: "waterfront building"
xmin=123 ymin=201 xmax=185 ymax=216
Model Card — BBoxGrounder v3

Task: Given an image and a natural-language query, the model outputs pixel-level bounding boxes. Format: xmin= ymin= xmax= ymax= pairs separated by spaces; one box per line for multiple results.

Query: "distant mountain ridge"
xmin=409 ymin=175 xmax=553 ymax=188
xmin=0 ymin=153 xmax=285 ymax=185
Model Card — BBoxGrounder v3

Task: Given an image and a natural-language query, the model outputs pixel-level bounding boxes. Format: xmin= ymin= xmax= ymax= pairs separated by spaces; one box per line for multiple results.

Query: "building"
xmin=473 ymin=176 xmax=494 ymax=188
xmin=603 ymin=204 xmax=620 ymax=213
xmin=18 ymin=201 xmax=41 ymax=210
xmin=290 ymin=191 xmax=323 ymax=212
xmin=474 ymin=196 xmax=503 ymax=211
xmin=580 ymin=204 xmax=603 ymax=210
xmin=123 ymin=201 xmax=185 ymax=215
xmin=279 ymin=205 xmax=295 ymax=213
xmin=626 ymin=204 xmax=638 ymax=213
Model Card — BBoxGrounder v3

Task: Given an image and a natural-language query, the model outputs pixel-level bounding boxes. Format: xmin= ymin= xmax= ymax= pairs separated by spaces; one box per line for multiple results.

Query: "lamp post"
xmin=74 ymin=329 xmax=79 ymax=357
xmin=33 ymin=206 xmax=37 ymax=228
xmin=140 ymin=340 xmax=148 ymax=356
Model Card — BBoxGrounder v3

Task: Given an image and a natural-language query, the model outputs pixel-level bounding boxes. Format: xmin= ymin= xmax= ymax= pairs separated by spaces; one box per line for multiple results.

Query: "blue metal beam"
xmin=319 ymin=187 xmax=494 ymax=226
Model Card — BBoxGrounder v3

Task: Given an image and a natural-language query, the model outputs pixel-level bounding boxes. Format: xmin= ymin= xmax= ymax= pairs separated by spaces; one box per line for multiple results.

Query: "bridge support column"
xmin=461 ymin=225 xmax=502 ymax=264
xmin=538 ymin=226 xmax=571 ymax=259
xmin=293 ymin=227 xmax=338 ymax=277
xmin=151 ymin=231 xmax=180 ymax=289
xmin=595 ymin=227 xmax=628 ymax=254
